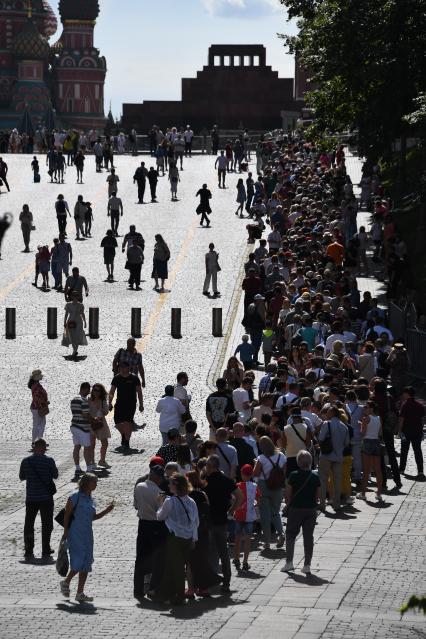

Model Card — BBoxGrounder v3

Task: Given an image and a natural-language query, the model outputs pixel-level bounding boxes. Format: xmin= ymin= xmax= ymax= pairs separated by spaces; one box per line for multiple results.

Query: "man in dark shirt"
xmin=19 ymin=439 xmax=58 ymax=558
xmin=206 ymin=378 xmax=234 ymax=439
xmin=109 ymin=361 xmax=143 ymax=452
xmin=204 ymin=455 xmax=243 ymax=593
xmin=399 ymin=386 xmax=425 ymax=478
xmin=228 ymin=421 xmax=256 ymax=479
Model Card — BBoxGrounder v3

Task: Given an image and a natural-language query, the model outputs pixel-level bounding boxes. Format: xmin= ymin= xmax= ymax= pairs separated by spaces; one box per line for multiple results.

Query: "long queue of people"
xmin=18 ymin=133 xmax=425 ymax=606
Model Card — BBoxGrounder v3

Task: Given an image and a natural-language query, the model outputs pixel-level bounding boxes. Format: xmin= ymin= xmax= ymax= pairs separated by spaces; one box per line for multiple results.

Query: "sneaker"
xmin=263 ymin=543 xmax=270 ymax=550
xmin=75 ymin=592 xmax=93 ymax=602
xmin=416 ymin=473 xmax=425 ymax=481
xmin=301 ymin=565 xmax=311 ymax=575
xmin=98 ymin=460 xmax=111 ymax=469
xmin=42 ymin=548 xmax=55 ymax=556
xmin=276 ymin=535 xmax=285 ymax=548
xmin=232 ymin=558 xmax=241 ymax=570
xmin=60 ymin=580 xmax=70 ymax=596
xmin=345 ymin=496 xmax=355 ymax=505
xmin=375 ymin=494 xmax=383 ymax=502
xmin=242 ymin=562 xmax=250 ymax=571
xmin=220 ymin=584 xmax=231 ymax=594
xmin=356 ymin=492 xmax=366 ymax=500
xmin=281 ymin=562 xmax=294 ymax=572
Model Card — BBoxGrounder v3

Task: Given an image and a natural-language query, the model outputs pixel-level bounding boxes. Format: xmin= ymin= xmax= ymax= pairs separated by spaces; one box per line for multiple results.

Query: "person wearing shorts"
xmin=233 ymin=464 xmax=260 ymax=571
xmin=70 ymin=382 xmax=94 ymax=476
xmin=109 ymin=361 xmax=144 ymax=454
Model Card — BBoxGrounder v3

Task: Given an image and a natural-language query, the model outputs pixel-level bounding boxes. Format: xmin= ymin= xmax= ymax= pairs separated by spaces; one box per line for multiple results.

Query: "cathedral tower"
xmin=51 ymin=0 xmax=106 ymax=128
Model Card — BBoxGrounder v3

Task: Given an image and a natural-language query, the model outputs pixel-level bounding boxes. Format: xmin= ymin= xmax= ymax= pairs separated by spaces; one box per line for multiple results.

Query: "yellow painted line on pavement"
xmin=137 ymin=215 xmax=199 ymax=354
xmin=0 ymin=263 xmax=34 ymax=303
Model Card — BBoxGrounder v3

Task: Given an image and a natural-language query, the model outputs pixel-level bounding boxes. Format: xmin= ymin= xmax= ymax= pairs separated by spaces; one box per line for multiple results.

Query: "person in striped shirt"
xmin=70 ymin=383 xmax=94 ymax=475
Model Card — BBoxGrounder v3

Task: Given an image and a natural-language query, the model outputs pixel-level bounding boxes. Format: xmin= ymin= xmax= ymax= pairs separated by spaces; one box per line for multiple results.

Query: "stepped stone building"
xmin=123 ymin=44 xmax=302 ymax=133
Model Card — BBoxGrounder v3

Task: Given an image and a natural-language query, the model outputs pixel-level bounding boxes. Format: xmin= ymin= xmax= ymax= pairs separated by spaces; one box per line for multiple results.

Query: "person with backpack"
xmin=281 ymin=450 xmax=320 ymax=575
xmin=55 ymin=194 xmax=71 ymax=235
xmin=253 ymin=435 xmax=286 ymax=549
xmin=317 ymin=405 xmax=350 ymax=511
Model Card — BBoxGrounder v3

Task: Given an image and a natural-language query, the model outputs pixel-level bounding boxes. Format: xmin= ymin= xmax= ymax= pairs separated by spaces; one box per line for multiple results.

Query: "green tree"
xmin=279 ymin=0 xmax=426 ymax=165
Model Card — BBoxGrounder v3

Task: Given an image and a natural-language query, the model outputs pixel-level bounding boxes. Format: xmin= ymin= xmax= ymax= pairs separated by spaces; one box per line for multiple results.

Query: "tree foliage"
xmin=279 ymin=0 xmax=426 ymax=162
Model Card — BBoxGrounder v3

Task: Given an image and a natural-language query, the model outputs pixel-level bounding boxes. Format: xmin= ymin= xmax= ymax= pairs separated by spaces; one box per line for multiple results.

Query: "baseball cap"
xmin=149 ymin=456 xmax=165 ymax=467
xmin=241 ymin=464 xmax=253 ymax=477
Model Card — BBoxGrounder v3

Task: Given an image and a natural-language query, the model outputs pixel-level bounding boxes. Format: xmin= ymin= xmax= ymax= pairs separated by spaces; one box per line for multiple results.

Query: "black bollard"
xmin=212 ymin=308 xmax=223 ymax=337
xmin=171 ymin=308 xmax=182 ymax=339
xmin=131 ymin=308 xmax=142 ymax=338
xmin=88 ymin=307 xmax=99 ymax=339
xmin=47 ymin=307 xmax=57 ymax=339
xmin=5 ymin=307 xmax=16 ymax=339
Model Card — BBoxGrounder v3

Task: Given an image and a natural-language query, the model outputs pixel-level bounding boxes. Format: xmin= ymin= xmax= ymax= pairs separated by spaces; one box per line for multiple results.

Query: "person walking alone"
xmin=235 ymin=178 xmax=247 ymax=217
xmin=134 ymin=162 xmax=148 ymax=204
xmin=151 ymin=234 xmax=170 ymax=291
xmin=28 ymin=369 xmax=49 ymax=443
xmin=19 ymin=204 xmax=33 ymax=252
xmin=55 ymin=194 xmax=71 ymax=235
xmin=60 ymin=473 xmax=114 ymax=602
xmin=107 ymin=192 xmax=123 ymax=237
xmin=196 ymin=183 xmax=212 ymax=227
xmin=203 ymin=243 xmax=220 ymax=297
xmin=148 ymin=167 xmax=159 ymax=202
xmin=281 ymin=450 xmax=320 ymax=575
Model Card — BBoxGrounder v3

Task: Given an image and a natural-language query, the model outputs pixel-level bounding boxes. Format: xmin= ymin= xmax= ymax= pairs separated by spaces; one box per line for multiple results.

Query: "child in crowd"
xmin=234 ymin=334 xmax=254 ymax=370
xmin=262 ymin=320 xmax=277 ymax=366
xmin=233 ymin=464 xmax=261 ymax=571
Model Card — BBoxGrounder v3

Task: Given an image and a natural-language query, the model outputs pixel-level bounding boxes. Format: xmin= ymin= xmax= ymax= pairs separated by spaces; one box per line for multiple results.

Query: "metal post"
xmin=212 ymin=308 xmax=223 ymax=337
xmin=171 ymin=308 xmax=182 ymax=339
xmin=131 ymin=308 xmax=142 ymax=338
xmin=5 ymin=307 xmax=16 ymax=339
xmin=47 ymin=307 xmax=57 ymax=339
xmin=88 ymin=307 xmax=99 ymax=339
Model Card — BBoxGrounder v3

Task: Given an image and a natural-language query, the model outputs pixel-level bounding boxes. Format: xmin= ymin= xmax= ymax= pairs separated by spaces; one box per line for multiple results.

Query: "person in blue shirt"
xmin=19 ymin=438 xmax=58 ymax=559
xmin=234 ymin=335 xmax=254 ymax=371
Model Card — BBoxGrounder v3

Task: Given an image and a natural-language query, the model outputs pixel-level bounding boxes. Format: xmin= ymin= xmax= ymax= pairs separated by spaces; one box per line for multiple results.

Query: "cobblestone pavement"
xmin=0 ymin=154 xmax=425 ymax=638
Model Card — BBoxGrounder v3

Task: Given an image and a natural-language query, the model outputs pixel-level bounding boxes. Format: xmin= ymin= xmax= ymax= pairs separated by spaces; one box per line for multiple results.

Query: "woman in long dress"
xmin=151 ymin=234 xmax=170 ymax=292
xmin=60 ymin=473 xmax=114 ymax=602
xmin=62 ymin=291 xmax=88 ymax=359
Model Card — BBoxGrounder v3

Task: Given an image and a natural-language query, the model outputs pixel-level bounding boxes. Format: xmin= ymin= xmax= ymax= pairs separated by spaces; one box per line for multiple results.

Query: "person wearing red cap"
xmin=233 ymin=464 xmax=260 ymax=571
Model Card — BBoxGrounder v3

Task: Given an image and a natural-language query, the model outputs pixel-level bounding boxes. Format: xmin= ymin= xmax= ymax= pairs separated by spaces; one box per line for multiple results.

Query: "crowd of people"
xmin=18 ymin=129 xmax=425 ymax=606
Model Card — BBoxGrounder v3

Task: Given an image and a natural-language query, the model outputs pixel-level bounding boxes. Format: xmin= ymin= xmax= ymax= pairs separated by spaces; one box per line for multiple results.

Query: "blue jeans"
xmin=257 ymin=479 xmax=283 ymax=544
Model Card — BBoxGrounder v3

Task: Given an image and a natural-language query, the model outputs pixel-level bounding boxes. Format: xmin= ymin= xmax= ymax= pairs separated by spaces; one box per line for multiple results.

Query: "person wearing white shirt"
xmin=174 ymin=372 xmax=191 ymax=431
xmin=156 ymin=474 xmax=199 ymax=604
xmin=184 ymin=126 xmax=194 ymax=156
xmin=133 ymin=465 xmax=167 ymax=599
xmin=232 ymin=379 xmax=253 ymax=423
xmin=156 ymin=385 xmax=186 ymax=444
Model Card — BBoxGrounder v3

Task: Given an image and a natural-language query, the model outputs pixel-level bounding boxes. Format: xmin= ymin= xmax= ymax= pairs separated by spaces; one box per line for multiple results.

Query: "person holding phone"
xmin=60 ymin=473 xmax=114 ymax=602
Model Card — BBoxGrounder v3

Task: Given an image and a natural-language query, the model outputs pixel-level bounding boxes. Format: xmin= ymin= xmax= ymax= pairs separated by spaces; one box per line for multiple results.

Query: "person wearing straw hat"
xmin=28 ymin=369 xmax=49 ymax=443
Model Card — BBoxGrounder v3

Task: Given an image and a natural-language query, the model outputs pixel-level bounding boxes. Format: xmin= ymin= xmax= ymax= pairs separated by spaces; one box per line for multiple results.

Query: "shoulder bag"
xmin=55 ymin=493 xmax=80 ymax=528
xmin=319 ymin=421 xmax=334 ymax=455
